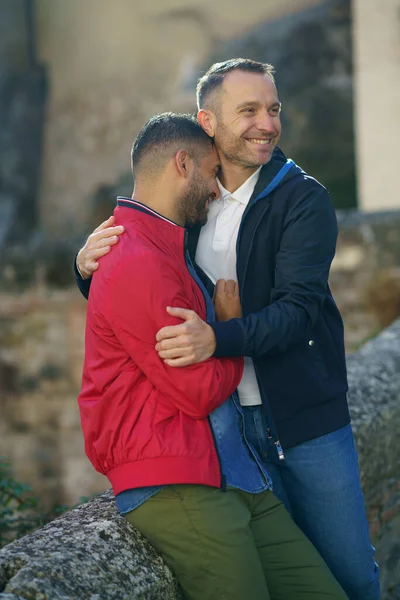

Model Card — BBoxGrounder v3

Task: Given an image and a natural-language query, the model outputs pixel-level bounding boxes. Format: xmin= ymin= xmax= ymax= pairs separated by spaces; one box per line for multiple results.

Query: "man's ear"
xmin=175 ymin=149 xmax=192 ymax=178
xmin=198 ymin=109 xmax=216 ymax=137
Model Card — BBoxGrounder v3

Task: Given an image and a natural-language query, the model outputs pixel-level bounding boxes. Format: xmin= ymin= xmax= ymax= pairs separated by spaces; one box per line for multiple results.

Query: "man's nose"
xmin=257 ymin=110 xmax=277 ymax=132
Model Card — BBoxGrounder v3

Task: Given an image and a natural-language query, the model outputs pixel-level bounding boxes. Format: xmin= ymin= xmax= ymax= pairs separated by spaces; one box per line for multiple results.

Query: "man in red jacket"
xmin=78 ymin=112 xmax=346 ymax=600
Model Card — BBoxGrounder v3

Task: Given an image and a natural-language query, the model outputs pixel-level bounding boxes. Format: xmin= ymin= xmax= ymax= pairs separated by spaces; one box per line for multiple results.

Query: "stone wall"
xmin=0 ymin=289 xmax=107 ymax=511
xmin=1 ymin=318 xmax=400 ymax=599
xmin=330 ymin=210 xmax=400 ymax=352
xmin=345 ymin=323 xmax=400 ymax=598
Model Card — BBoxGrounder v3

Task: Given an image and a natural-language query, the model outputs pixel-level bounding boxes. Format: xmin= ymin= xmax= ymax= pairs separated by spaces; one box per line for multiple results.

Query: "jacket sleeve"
xmin=74 ymin=254 xmax=92 ymax=300
xmin=211 ymin=187 xmax=338 ymax=358
xmin=106 ymin=256 xmax=243 ymax=419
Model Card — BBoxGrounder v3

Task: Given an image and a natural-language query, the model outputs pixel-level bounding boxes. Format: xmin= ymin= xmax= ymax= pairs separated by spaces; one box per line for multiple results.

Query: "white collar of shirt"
xmin=217 ymin=167 xmax=262 ymax=205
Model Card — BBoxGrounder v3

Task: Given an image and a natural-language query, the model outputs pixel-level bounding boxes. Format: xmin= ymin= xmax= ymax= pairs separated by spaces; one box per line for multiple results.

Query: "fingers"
xmin=91 ymin=227 xmax=124 ymax=243
xmin=156 ymin=308 xmax=197 ymax=342
xmin=93 ymin=216 xmax=115 ymax=233
xmin=88 ymin=245 xmax=113 ymax=260
xmin=82 ymin=243 xmax=113 ymax=262
xmin=164 ymin=356 xmax=196 ymax=368
xmin=215 ymin=279 xmax=226 ymax=294
xmin=87 ymin=261 xmax=100 ymax=272
xmin=94 ymin=236 xmax=119 ymax=249
xmin=91 ymin=215 xmax=124 ymax=242
xmin=215 ymin=279 xmax=238 ymax=296
xmin=166 ymin=307 xmax=196 ymax=321
xmin=157 ymin=346 xmax=194 ymax=360
xmin=156 ymin=334 xmax=189 ymax=352
xmin=84 ymin=227 xmax=124 ymax=264
xmin=156 ymin=323 xmax=187 ymax=343
xmin=78 ymin=217 xmax=124 ymax=279
xmin=225 ymin=279 xmax=237 ymax=295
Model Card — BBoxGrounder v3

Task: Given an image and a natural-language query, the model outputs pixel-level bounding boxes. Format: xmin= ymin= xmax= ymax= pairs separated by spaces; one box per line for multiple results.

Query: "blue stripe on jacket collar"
xmin=254 ymin=159 xmax=295 ymax=202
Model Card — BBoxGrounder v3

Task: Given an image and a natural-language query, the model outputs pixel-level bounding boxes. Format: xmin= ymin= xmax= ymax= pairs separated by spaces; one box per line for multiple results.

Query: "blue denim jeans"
xmin=242 ymin=405 xmax=380 ymax=600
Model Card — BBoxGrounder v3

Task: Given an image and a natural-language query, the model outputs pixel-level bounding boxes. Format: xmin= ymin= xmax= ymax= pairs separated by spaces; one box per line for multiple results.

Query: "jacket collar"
xmin=115 ymin=197 xmax=187 ymax=259
xmin=250 ymin=147 xmax=289 ymax=202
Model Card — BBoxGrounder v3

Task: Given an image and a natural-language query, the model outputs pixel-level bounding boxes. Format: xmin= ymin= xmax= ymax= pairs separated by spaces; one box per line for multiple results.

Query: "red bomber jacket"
xmin=78 ymin=199 xmax=244 ymax=495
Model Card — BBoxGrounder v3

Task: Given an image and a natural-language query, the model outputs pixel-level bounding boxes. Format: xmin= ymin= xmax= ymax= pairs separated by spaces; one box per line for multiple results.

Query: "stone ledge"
xmin=1 ymin=320 xmax=400 ymax=599
xmin=336 ymin=208 xmax=400 ymax=229
xmin=0 ymin=491 xmax=182 ymax=600
xmin=346 ymin=320 xmax=400 ymax=493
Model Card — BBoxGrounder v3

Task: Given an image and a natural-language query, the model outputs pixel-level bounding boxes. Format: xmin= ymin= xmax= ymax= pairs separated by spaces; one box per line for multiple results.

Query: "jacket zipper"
xmin=183 ymin=231 xmax=227 ymax=490
xmin=267 ymin=428 xmax=285 ymax=461
xmin=237 ymin=200 xmax=285 ymax=461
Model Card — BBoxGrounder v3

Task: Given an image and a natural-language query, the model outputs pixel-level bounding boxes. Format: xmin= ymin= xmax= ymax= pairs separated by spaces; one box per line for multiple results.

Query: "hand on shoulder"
xmin=76 ymin=216 xmax=124 ymax=279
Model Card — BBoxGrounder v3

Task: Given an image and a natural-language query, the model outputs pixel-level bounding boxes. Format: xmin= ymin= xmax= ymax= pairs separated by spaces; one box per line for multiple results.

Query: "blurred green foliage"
xmin=0 ymin=456 xmax=47 ymax=547
xmin=0 ymin=457 xmax=88 ymax=549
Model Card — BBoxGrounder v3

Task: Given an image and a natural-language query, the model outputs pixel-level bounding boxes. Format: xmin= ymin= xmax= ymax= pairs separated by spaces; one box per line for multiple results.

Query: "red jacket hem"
xmin=107 ymin=455 xmax=221 ymax=495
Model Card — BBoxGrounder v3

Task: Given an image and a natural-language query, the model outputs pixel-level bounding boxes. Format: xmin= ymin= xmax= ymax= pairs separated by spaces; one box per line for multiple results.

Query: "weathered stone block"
xmin=0 ymin=491 xmax=182 ymax=600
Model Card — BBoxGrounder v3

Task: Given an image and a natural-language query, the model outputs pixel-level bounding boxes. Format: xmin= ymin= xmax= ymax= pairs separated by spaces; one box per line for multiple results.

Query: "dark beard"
xmin=179 ymin=173 xmax=211 ymax=227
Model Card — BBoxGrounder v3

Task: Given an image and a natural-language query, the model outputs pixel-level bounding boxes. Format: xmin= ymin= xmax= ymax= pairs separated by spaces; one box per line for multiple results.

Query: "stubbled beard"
xmin=216 ymin=123 xmax=274 ymax=168
xmin=178 ymin=173 xmax=211 ymax=227
xmin=221 ymin=146 xmax=264 ymax=169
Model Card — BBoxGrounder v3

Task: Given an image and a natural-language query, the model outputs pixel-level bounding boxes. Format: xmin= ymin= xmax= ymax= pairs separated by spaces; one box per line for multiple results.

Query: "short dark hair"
xmin=131 ymin=112 xmax=212 ymax=178
xmin=196 ymin=58 xmax=275 ymax=110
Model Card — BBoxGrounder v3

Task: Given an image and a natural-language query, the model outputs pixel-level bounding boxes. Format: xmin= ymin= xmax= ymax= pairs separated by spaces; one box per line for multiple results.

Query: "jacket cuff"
xmin=74 ymin=254 xmax=91 ymax=300
xmin=210 ymin=319 xmax=246 ymax=358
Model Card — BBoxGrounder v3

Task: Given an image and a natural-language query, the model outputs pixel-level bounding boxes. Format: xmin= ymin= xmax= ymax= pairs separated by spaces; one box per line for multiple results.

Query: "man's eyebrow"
xmin=236 ymin=100 xmax=282 ymax=110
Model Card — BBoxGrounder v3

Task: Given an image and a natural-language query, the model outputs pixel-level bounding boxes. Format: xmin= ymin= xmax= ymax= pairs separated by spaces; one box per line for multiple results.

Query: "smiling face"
xmin=212 ymin=70 xmax=281 ymax=169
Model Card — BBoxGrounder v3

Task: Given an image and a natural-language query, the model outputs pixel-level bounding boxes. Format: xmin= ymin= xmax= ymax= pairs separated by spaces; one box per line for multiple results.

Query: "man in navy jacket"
xmin=75 ymin=59 xmax=379 ymax=600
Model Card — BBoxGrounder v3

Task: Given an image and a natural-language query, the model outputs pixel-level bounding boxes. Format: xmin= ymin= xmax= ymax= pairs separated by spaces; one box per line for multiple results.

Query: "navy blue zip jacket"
xmin=75 ymin=147 xmax=350 ymax=450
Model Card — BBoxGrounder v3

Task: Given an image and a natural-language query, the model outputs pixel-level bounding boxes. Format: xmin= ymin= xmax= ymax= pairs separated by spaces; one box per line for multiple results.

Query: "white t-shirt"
xmin=195 ymin=169 xmax=262 ymax=406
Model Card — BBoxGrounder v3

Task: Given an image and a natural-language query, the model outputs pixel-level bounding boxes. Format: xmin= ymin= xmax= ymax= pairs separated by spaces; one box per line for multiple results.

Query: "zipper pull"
xmin=275 ymin=440 xmax=285 ymax=461
xmin=267 ymin=426 xmax=284 ymax=460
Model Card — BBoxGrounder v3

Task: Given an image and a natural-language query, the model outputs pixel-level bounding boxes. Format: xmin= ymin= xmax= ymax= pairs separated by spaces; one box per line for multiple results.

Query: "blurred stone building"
xmin=352 ymin=0 xmax=400 ymax=212
xmin=1 ymin=0 xmax=399 ymax=244
xmin=35 ymin=0 xmax=328 ymax=238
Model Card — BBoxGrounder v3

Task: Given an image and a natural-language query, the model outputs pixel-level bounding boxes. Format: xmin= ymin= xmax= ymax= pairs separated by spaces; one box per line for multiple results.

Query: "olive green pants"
xmin=125 ymin=485 xmax=348 ymax=600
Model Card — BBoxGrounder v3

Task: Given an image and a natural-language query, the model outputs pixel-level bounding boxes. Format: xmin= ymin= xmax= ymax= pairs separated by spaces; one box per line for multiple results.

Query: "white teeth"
xmin=248 ymin=138 xmax=271 ymax=145
xmin=249 ymin=138 xmax=272 ymax=146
